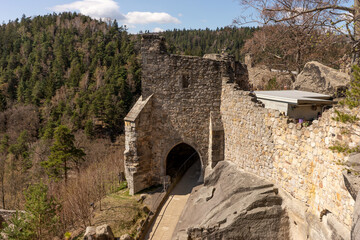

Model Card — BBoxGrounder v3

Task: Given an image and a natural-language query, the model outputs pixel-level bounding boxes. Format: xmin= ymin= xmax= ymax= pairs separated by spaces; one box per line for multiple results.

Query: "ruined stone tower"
xmin=124 ymin=34 xmax=248 ymax=194
xmin=123 ymin=35 xmax=357 ymax=239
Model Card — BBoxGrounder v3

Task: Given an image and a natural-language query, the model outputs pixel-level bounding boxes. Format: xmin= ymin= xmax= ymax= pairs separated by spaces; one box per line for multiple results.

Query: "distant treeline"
xmin=160 ymin=27 xmax=258 ymax=61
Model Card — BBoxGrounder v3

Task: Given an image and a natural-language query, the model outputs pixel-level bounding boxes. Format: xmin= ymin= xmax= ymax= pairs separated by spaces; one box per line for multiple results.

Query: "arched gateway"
xmin=166 ymin=143 xmax=200 ymax=179
xmin=123 ymin=34 xmax=248 ymax=195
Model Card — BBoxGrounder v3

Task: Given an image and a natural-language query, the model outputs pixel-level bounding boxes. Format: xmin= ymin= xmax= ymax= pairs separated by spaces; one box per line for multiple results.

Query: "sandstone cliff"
xmin=173 ymin=161 xmax=290 ymax=240
xmin=173 ymin=161 xmax=351 ymax=240
xmin=293 ymin=61 xmax=350 ymax=96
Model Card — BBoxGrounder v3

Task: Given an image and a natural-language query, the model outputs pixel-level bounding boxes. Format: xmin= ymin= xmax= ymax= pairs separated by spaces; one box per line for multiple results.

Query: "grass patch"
xmin=91 ymin=188 xmax=146 ymax=238
xmin=329 ymin=142 xmax=360 ymax=154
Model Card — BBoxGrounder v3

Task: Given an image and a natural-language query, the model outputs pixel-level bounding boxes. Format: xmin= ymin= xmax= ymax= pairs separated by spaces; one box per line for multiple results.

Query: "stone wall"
xmin=124 ymin=35 xmax=249 ymax=194
xmin=124 ymin=35 xmax=358 ymax=238
xmin=220 ymin=79 xmax=358 ymax=232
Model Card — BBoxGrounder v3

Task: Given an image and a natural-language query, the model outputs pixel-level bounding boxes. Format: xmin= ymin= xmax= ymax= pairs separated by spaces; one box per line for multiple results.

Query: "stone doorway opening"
xmin=166 ymin=143 xmax=200 ymax=180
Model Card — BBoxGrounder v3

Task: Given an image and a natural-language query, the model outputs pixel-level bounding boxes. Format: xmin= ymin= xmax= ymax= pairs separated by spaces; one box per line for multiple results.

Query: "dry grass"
xmin=91 ymin=187 xmax=146 ymax=237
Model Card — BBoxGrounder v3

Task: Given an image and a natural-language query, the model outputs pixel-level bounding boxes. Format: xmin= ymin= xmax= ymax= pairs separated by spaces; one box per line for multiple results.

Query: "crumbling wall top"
xmin=141 ymin=34 xmax=167 ymax=54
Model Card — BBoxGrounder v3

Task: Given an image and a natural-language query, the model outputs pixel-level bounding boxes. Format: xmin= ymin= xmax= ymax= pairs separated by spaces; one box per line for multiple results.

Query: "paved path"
xmin=145 ymin=162 xmax=201 ymax=240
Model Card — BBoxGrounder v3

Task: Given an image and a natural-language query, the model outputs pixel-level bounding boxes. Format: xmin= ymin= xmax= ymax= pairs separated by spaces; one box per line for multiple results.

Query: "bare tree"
xmin=236 ymin=0 xmax=359 ymax=63
xmin=242 ymin=24 xmax=350 ymax=72
xmin=0 ymin=152 xmax=6 ymax=209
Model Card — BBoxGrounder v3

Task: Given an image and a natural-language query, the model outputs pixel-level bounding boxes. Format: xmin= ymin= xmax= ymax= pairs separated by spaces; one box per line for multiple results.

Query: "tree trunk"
xmin=64 ymin=160 xmax=68 ymax=185
xmin=353 ymin=0 xmax=360 ymax=65
xmin=1 ymin=175 xmax=5 ymax=209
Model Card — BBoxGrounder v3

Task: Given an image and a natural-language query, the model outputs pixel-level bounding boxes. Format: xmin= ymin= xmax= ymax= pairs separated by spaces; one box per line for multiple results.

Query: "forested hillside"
xmin=161 ymin=27 xmax=257 ymax=61
xmin=0 ymin=13 xmax=143 ymax=239
xmin=0 ymin=12 xmax=141 ymax=140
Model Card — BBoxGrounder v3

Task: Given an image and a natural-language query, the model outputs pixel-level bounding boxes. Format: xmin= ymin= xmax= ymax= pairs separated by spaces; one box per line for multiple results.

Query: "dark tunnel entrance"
xmin=166 ymin=143 xmax=200 ymax=180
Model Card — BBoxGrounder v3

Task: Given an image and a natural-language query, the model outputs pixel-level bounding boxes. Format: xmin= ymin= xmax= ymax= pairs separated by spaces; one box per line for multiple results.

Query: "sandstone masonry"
xmin=124 ymin=34 xmax=358 ymax=238
xmin=221 ymin=81 xmax=358 ymax=233
xmin=124 ymin=35 xmax=248 ymax=194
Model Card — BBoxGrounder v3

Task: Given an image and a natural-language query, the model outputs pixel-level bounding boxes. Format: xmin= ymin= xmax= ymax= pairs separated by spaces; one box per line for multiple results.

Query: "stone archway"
xmin=166 ymin=143 xmax=200 ymax=179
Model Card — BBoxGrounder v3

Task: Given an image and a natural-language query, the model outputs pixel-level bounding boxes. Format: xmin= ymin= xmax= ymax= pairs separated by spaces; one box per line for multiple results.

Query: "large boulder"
xmin=173 ymin=161 xmax=350 ymax=240
xmin=120 ymin=234 xmax=133 ymax=240
xmin=83 ymin=225 xmax=114 ymax=240
xmin=293 ymin=61 xmax=350 ymax=96
xmin=248 ymin=65 xmax=295 ymax=90
xmin=83 ymin=226 xmax=96 ymax=240
xmin=172 ymin=161 xmax=290 ymax=239
xmin=95 ymin=224 xmax=114 ymax=240
xmin=352 ymin=190 xmax=360 ymax=240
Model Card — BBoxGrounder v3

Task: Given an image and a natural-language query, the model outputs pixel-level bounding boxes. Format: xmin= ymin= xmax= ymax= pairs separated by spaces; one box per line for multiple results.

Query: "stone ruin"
xmin=124 ymin=34 xmax=359 ymax=239
xmin=124 ymin=34 xmax=249 ymax=195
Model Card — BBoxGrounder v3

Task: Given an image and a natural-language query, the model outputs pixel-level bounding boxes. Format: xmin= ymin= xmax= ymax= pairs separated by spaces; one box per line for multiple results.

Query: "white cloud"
xmin=178 ymin=13 xmax=183 ymax=17
xmin=50 ymin=0 xmax=180 ymax=25
xmin=51 ymin=0 xmax=125 ymax=20
xmin=153 ymin=27 xmax=164 ymax=33
xmin=125 ymin=12 xmax=180 ymax=25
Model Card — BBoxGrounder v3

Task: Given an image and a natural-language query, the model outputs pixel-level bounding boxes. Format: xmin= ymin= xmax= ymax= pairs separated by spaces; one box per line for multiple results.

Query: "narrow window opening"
xmin=182 ymin=75 xmax=190 ymax=88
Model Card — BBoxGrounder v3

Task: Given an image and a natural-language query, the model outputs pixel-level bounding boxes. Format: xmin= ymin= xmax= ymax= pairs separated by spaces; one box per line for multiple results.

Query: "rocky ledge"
xmin=173 ymin=161 xmax=289 ymax=240
xmin=172 ymin=161 xmax=350 ymax=240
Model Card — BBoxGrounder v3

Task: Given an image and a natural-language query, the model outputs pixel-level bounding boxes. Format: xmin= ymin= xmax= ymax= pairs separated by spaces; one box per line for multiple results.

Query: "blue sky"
xmin=0 ymin=0 xmax=254 ymax=33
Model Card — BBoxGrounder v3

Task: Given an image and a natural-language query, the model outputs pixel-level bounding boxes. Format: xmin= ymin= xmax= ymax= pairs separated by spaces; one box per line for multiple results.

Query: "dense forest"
xmin=161 ymin=27 xmax=257 ymax=61
xmin=0 ymin=12 xmax=141 ymax=140
xmin=0 ymin=12 xmax=143 ymax=239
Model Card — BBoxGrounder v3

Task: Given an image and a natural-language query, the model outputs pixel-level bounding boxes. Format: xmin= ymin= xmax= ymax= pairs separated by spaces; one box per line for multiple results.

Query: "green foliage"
xmin=84 ymin=119 xmax=94 ymax=138
xmin=332 ymin=109 xmax=359 ymax=123
xmin=1 ymin=183 xmax=60 ymax=240
xmin=265 ymin=77 xmax=280 ymax=90
xmin=118 ymin=181 xmax=128 ymax=191
xmin=41 ymin=121 xmax=58 ymax=140
xmin=8 ymin=130 xmax=32 ymax=170
xmin=0 ymin=134 xmax=9 ymax=153
xmin=64 ymin=232 xmax=72 ymax=240
xmin=332 ymin=64 xmax=360 ymax=125
xmin=41 ymin=125 xmax=85 ymax=182
xmin=161 ymin=27 xmax=257 ymax=61
xmin=23 ymin=182 xmax=60 ymax=239
xmin=0 ymin=91 xmax=6 ymax=112
xmin=1 ymin=211 xmax=33 ymax=240
xmin=0 ymin=13 xmax=141 ymax=140
xmin=344 ymin=64 xmax=360 ymax=108
xmin=329 ymin=142 xmax=360 ymax=154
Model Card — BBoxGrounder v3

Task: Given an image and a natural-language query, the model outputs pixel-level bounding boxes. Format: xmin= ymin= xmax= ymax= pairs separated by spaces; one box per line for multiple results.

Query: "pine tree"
xmin=0 ymin=135 xmax=9 ymax=209
xmin=41 ymin=125 xmax=85 ymax=183
xmin=344 ymin=65 xmax=360 ymax=108
xmin=8 ymin=130 xmax=32 ymax=171
xmin=1 ymin=211 xmax=33 ymax=240
xmin=1 ymin=183 xmax=60 ymax=240
xmin=0 ymin=91 xmax=6 ymax=111
xmin=24 ymin=182 xmax=60 ymax=239
xmin=84 ymin=119 xmax=94 ymax=139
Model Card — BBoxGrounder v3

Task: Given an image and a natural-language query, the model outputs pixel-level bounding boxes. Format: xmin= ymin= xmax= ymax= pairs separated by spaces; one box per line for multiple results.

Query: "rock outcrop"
xmin=173 ymin=161 xmax=290 ymax=239
xmin=248 ymin=65 xmax=295 ymax=90
xmin=83 ymin=224 xmax=114 ymax=240
xmin=83 ymin=226 xmax=96 ymax=240
xmin=293 ymin=61 xmax=350 ymax=96
xmin=348 ymin=153 xmax=360 ymax=240
xmin=352 ymin=190 xmax=360 ymax=240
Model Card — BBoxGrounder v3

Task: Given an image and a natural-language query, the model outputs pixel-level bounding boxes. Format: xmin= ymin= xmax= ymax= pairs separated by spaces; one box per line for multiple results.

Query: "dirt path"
xmin=145 ymin=161 xmax=201 ymax=240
